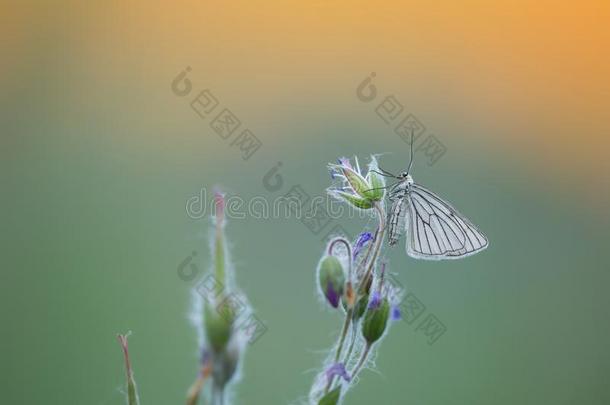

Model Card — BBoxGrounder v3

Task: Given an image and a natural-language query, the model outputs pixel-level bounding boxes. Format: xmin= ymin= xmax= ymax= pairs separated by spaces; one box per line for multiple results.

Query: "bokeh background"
xmin=2 ymin=1 xmax=609 ymax=404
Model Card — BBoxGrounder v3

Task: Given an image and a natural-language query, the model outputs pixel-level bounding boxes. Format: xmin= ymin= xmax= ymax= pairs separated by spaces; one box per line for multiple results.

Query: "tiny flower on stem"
xmin=368 ymin=291 xmax=382 ymax=310
xmin=391 ymin=305 xmax=402 ymax=321
xmin=325 ymin=363 xmax=351 ymax=385
xmin=352 ymin=232 xmax=373 ymax=260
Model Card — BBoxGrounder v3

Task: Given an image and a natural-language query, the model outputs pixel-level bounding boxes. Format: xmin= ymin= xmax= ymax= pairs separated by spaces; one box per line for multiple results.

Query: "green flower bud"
xmin=318 ymin=256 xmax=346 ymax=308
xmin=362 ymin=297 xmax=390 ymax=344
xmin=364 ymin=170 xmax=385 ymax=201
xmin=318 ymin=386 xmax=341 ymax=405
xmin=332 ymin=191 xmax=373 ymax=210
xmin=204 ymin=303 xmax=233 ymax=353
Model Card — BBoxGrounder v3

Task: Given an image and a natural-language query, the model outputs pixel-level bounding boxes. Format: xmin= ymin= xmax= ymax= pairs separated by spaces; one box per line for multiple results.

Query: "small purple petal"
xmin=352 ymin=232 xmax=373 ymax=259
xmin=338 ymin=157 xmax=352 ymax=169
xmin=326 ymin=280 xmax=340 ymax=308
xmin=391 ymin=305 xmax=402 ymax=321
xmin=368 ymin=291 xmax=381 ymax=310
xmin=326 ymin=363 xmax=351 ymax=385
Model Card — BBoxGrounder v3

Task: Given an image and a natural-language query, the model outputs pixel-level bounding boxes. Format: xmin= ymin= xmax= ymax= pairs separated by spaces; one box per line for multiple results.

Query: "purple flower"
xmin=352 ymin=232 xmax=373 ymax=259
xmin=338 ymin=157 xmax=352 ymax=169
xmin=326 ymin=280 xmax=340 ymax=308
xmin=368 ymin=291 xmax=381 ymax=310
xmin=391 ymin=305 xmax=402 ymax=321
xmin=325 ymin=363 xmax=351 ymax=385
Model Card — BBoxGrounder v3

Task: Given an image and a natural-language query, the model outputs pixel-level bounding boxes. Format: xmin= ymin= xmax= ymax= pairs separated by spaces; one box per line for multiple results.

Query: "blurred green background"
xmin=2 ymin=2 xmax=609 ymax=404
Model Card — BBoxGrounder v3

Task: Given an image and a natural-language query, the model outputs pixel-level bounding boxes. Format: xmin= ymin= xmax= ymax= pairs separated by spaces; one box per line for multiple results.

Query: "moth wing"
xmin=405 ymin=183 xmax=488 ymax=260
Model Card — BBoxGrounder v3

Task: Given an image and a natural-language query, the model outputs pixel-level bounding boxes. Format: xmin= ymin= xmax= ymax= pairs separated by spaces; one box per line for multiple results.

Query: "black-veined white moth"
xmin=377 ymin=134 xmax=488 ymax=260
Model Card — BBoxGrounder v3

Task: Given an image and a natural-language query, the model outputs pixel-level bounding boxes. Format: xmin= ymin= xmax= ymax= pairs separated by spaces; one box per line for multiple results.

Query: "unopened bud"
xmin=362 ymin=297 xmax=390 ymax=344
xmin=318 ymin=256 xmax=346 ymax=308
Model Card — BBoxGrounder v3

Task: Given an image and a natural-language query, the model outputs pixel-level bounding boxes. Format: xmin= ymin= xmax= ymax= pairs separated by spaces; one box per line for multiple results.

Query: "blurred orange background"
xmin=3 ymin=1 xmax=609 ymax=208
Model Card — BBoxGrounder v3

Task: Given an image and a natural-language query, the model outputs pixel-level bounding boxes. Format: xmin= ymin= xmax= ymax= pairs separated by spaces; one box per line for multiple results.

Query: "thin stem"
xmin=327 ymin=237 xmax=353 ymax=279
xmin=212 ymin=384 xmax=225 ymax=405
xmin=324 ymin=306 xmax=354 ymax=393
xmin=358 ymin=202 xmax=386 ymax=296
xmin=214 ymin=192 xmax=226 ymax=294
xmin=334 ymin=309 xmax=353 ymax=364
xmin=218 ymin=388 xmax=224 ymax=405
xmin=354 ymin=227 xmax=378 ymax=279
xmin=350 ymin=343 xmax=372 ymax=381
xmin=342 ymin=321 xmax=359 ymax=367
xmin=117 ymin=333 xmax=140 ymax=405
xmin=186 ymin=363 xmax=212 ymax=405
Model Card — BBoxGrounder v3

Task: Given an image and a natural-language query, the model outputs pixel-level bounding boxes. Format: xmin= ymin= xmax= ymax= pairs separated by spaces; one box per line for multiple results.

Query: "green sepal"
xmin=318 ymin=386 xmax=341 ymax=405
xmin=204 ymin=303 xmax=232 ymax=353
xmin=334 ymin=191 xmax=373 ymax=209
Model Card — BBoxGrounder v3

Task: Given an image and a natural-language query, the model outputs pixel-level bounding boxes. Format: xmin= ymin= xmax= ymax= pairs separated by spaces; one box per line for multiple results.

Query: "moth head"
xmin=398 ymin=172 xmax=414 ymax=184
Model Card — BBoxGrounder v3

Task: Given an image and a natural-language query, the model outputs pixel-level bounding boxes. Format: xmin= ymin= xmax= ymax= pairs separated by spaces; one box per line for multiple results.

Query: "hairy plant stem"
xmin=354 ymin=227 xmax=377 ymax=279
xmin=328 ymin=237 xmax=353 ymax=279
xmin=342 ymin=321 xmax=359 ymax=366
xmin=350 ymin=343 xmax=372 ymax=381
xmin=324 ymin=306 xmax=354 ymax=393
xmin=212 ymin=385 xmax=225 ymax=405
xmin=358 ymin=202 xmax=386 ymax=296
xmin=117 ymin=334 xmax=140 ymax=405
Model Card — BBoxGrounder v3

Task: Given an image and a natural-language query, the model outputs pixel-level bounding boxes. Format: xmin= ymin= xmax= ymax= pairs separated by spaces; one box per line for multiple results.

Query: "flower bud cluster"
xmin=312 ymin=225 xmax=402 ymax=404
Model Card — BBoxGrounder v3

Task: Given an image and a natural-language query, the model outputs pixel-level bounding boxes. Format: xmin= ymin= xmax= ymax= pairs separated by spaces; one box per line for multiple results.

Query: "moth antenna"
xmin=406 ymin=129 xmax=415 ymax=176
xmin=371 ymin=168 xmax=397 ymax=178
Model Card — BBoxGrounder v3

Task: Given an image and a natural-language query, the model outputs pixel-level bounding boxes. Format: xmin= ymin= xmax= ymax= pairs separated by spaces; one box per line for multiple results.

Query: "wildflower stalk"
xmin=310 ymin=156 xmax=400 ymax=405
xmin=341 ymin=323 xmax=359 ymax=366
xmin=214 ymin=192 xmax=226 ymax=293
xmin=324 ymin=307 xmax=353 ymax=394
xmin=212 ymin=385 xmax=225 ymax=405
xmin=194 ymin=189 xmax=253 ymax=405
xmin=117 ymin=333 xmax=140 ymax=405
